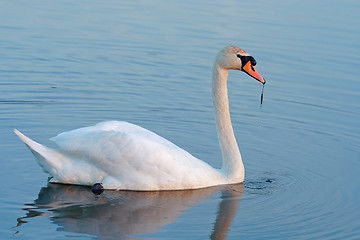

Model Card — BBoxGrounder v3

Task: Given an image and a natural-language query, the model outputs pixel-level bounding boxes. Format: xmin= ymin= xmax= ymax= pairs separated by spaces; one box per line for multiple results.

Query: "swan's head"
xmin=216 ymin=46 xmax=265 ymax=84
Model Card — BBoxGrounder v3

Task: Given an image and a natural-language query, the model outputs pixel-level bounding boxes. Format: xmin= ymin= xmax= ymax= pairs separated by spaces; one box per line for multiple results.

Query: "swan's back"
xmin=52 ymin=121 xmax=178 ymax=153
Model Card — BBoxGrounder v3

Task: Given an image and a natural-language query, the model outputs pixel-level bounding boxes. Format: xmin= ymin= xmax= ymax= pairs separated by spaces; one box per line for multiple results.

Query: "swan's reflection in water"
xmin=17 ymin=183 xmax=243 ymax=239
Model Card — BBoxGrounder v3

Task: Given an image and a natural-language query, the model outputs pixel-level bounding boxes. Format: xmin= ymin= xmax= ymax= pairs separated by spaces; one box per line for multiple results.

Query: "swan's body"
xmin=14 ymin=46 xmax=265 ymax=191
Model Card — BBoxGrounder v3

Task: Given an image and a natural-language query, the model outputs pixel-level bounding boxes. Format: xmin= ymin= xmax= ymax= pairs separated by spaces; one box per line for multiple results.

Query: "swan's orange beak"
xmin=242 ymin=61 xmax=266 ymax=84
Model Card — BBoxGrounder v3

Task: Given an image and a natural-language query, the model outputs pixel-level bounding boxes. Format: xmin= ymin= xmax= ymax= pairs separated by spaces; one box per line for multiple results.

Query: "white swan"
xmin=14 ymin=46 xmax=265 ymax=191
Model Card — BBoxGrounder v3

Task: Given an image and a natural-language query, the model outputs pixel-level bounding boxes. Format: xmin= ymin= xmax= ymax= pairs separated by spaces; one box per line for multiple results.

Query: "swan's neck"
xmin=212 ymin=64 xmax=244 ymax=182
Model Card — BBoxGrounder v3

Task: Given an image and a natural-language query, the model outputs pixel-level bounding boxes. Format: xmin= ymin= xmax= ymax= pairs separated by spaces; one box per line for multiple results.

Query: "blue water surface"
xmin=1 ymin=0 xmax=359 ymax=239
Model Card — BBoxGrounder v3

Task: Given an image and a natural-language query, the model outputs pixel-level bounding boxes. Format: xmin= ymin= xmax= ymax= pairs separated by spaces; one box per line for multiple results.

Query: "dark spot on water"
xmin=265 ymin=178 xmax=274 ymax=183
xmin=91 ymin=183 xmax=104 ymax=195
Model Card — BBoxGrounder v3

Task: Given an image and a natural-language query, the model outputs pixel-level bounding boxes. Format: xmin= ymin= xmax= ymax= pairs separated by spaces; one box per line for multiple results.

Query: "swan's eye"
xmin=236 ymin=54 xmax=241 ymax=58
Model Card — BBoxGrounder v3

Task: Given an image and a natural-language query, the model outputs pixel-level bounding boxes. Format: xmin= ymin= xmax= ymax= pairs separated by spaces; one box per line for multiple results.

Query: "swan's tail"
xmin=14 ymin=129 xmax=64 ymax=176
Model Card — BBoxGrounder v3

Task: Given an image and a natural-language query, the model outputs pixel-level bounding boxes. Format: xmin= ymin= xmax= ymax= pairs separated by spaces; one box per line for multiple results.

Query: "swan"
xmin=14 ymin=46 xmax=265 ymax=191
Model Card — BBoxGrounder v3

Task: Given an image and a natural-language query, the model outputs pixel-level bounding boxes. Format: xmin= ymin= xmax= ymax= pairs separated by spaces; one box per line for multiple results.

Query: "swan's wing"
xmin=51 ymin=121 xmax=178 ymax=151
xmin=50 ymin=121 xmax=219 ymax=190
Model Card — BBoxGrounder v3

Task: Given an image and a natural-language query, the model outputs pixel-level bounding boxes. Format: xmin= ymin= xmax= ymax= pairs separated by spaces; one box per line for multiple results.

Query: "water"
xmin=1 ymin=0 xmax=359 ymax=239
